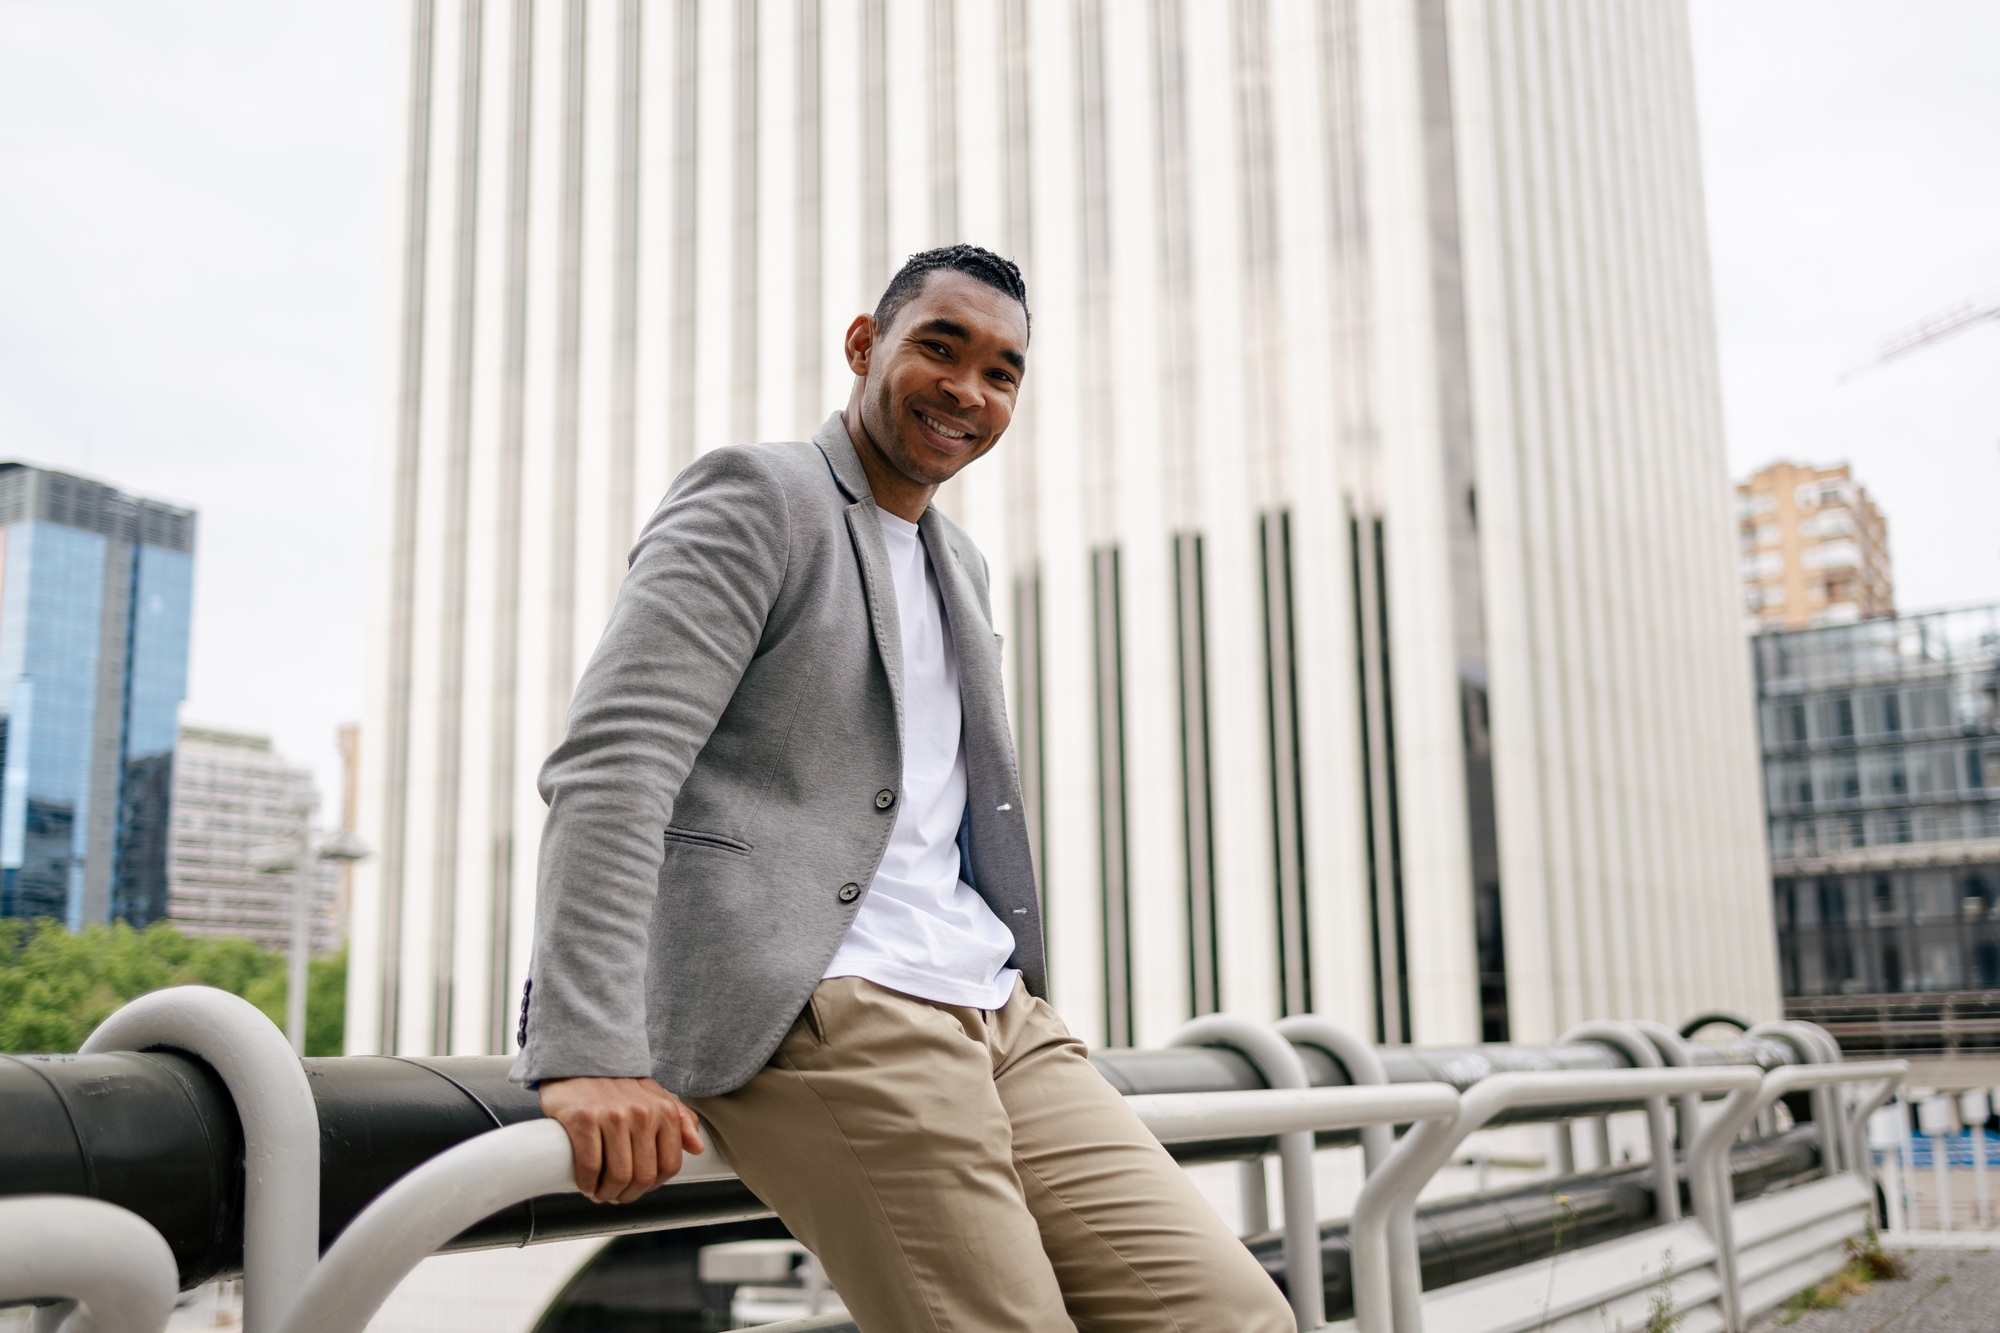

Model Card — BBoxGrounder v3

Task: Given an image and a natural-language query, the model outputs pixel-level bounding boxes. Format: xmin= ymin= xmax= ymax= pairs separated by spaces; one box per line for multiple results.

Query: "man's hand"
xmin=538 ymin=1076 xmax=706 ymax=1204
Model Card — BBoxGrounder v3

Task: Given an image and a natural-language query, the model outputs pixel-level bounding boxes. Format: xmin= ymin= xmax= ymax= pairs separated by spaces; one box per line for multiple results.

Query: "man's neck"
xmin=843 ymin=407 xmax=934 ymax=523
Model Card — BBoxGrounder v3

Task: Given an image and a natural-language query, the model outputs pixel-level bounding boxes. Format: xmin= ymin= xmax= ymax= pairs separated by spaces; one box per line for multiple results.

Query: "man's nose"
xmin=938 ymin=370 xmax=984 ymax=411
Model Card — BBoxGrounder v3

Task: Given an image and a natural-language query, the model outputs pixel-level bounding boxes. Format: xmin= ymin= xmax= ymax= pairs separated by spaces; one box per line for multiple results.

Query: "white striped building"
xmin=350 ymin=0 xmax=1779 ymax=1061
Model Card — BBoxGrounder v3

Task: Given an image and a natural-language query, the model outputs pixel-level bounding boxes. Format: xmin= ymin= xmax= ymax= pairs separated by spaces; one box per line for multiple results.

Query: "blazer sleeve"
xmin=511 ymin=446 xmax=791 ymax=1083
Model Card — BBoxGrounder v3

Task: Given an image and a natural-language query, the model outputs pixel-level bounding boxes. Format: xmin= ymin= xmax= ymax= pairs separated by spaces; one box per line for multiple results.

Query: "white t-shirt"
xmin=821 ymin=508 xmax=1021 ymax=1009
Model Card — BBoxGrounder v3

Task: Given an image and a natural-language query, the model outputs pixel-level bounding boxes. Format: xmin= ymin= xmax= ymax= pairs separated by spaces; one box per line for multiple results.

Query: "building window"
xmin=1976 ymin=941 xmax=2000 ymax=989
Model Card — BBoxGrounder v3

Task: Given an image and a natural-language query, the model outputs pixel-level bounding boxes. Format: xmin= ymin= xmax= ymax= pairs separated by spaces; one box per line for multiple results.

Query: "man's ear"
xmin=844 ymin=313 xmax=877 ymax=376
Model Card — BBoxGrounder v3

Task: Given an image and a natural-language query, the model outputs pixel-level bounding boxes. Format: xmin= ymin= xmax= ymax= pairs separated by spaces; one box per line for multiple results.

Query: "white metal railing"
xmin=1349 ymin=1065 xmax=1766 ymax=1333
xmin=0 ymin=987 xmax=1913 ymax=1333
xmin=78 ymin=987 xmax=322 ymax=1333
xmin=1685 ymin=1060 xmax=1907 ymax=1332
xmin=0 ymin=1196 xmax=179 ymax=1333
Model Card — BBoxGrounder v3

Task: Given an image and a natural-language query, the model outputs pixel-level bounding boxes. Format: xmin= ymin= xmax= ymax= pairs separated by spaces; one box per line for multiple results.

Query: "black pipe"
xmin=0 ymin=1033 xmax=1812 ymax=1291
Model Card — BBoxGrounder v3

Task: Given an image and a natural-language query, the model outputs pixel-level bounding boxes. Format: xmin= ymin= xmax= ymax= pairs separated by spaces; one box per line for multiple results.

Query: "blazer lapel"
xmin=922 ymin=514 xmax=1041 ymax=933
xmin=816 ymin=414 xmax=905 ymax=737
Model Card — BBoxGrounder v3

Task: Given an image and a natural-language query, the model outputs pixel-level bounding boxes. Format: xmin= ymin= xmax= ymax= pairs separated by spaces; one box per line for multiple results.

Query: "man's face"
xmin=851 ymin=270 xmax=1028 ymax=488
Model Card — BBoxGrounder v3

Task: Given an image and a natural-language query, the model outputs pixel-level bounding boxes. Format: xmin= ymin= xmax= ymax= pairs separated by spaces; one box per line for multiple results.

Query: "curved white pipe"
xmin=81 ymin=986 xmax=320 ymax=1333
xmin=0 ymin=1196 xmax=178 ymax=1333
xmin=1561 ymin=1021 xmax=1680 ymax=1222
xmin=1350 ymin=1066 xmax=1763 ymax=1333
xmin=1172 ymin=1015 xmax=1324 ymax=1332
xmin=274 ymin=1119 xmax=579 ymax=1333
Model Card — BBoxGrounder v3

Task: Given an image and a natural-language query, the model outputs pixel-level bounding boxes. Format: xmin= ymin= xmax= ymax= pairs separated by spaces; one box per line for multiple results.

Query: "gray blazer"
xmin=511 ymin=414 xmax=1045 ymax=1098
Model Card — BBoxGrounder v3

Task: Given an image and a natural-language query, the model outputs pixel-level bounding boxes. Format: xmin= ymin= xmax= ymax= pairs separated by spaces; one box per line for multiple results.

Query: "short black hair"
xmin=872 ymin=244 xmax=1030 ymax=339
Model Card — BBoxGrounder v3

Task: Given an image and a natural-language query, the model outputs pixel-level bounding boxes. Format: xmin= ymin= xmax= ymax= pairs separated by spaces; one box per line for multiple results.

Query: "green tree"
xmin=0 ymin=918 xmax=346 ymax=1056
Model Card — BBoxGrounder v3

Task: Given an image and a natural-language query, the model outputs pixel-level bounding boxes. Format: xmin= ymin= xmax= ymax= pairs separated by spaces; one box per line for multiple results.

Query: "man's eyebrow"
xmin=913 ymin=316 xmax=1026 ymax=372
xmin=912 ymin=317 xmax=971 ymax=342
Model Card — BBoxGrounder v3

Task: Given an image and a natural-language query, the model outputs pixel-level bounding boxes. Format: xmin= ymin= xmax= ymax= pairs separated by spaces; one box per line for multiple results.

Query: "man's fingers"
xmin=655 ymin=1117 xmax=685 ymax=1183
xmin=616 ymin=1122 xmax=660 ymax=1205
xmin=563 ymin=1115 xmax=604 ymax=1199
xmin=679 ymin=1103 xmax=705 ymax=1154
xmin=597 ymin=1113 xmax=635 ymax=1203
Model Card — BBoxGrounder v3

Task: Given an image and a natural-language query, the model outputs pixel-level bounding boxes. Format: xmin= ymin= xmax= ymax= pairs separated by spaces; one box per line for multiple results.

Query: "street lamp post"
xmin=254 ymin=818 xmax=371 ymax=1055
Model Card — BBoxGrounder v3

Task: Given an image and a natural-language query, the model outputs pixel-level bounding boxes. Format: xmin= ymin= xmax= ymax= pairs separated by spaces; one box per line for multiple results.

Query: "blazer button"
xmin=838 ymin=882 xmax=861 ymax=903
xmin=875 ymin=789 xmax=896 ymax=810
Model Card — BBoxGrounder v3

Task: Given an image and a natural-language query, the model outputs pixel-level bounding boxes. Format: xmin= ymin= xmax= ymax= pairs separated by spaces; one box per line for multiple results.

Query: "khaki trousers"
xmin=689 ymin=977 xmax=1295 ymax=1333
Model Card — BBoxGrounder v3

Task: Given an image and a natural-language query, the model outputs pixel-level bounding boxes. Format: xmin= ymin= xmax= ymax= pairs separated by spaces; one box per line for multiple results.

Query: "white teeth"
xmin=918 ymin=411 xmax=969 ymax=440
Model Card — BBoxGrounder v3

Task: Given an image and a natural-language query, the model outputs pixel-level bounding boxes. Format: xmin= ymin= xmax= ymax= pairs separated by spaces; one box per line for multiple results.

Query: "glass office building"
xmin=0 ymin=464 xmax=196 ymax=930
xmin=1756 ymin=603 xmax=2000 ymax=1055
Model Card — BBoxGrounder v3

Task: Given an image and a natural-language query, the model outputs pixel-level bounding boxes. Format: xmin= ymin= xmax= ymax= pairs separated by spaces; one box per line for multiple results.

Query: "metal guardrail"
xmin=0 ymin=986 xmax=1910 ymax=1333
xmin=0 ymin=1196 xmax=179 ymax=1333
xmin=1350 ymin=1065 xmax=1766 ymax=1333
xmin=272 ymin=1082 xmax=1462 ymax=1333
xmin=1685 ymin=1060 xmax=1907 ymax=1333
xmin=79 ymin=987 xmax=322 ymax=1333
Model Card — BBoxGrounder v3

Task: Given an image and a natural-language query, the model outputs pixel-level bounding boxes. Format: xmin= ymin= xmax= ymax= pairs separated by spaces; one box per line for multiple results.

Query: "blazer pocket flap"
xmin=662 ymin=825 xmax=753 ymax=855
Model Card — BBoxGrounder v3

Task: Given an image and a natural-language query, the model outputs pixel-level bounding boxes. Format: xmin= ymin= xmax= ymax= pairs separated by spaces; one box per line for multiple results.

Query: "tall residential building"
xmin=0 ymin=463 xmax=195 ymax=929
xmin=1736 ymin=461 xmax=1894 ymax=633
xmin=167 ymin=724 xmax=343 ymax=954
xmin=1756 ymin=604 xmax=2000 ymax=1060
xmin=354 ymin=0 xmax=1775 ymax=1060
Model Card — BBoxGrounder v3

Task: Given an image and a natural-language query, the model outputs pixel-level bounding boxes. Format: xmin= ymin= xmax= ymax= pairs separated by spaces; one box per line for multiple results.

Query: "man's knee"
xmin=1180 ymin=1251 xmax=1294 ymax=1333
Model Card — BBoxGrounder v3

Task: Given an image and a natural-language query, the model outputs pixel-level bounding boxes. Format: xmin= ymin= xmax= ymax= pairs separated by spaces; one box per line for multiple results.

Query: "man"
xmin=514 ymin=244 xmax=1294 ymax=1332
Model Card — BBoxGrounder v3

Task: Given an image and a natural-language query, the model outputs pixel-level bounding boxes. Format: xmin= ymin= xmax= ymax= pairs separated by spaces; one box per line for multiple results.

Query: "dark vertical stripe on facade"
xmin=433 ymin=0 xmax=486 ymax=1055
xmin=731 ymin=0 xmax=758 ymax=444
xmin=1376 ymin=518 xmax=1412 ymax=1039
xmin=1416 ymin=0 xmax=1508 ymax=1041
xmin=487 ymin=0 xmax=534 ymax=1057
xmin=1173 ymin=533 xmax=1219 ymax=1016
xmin=1261 ymin=511 xmax=1310 ymax=1015
xmin=1353 ymin=512 xmax=1408 ymax=1042
xmin=668 ymin=0 xmax=698 ymax=475
xmin=486 ymin=2 xmax=536 ymax=1056
xmin=380 ymin=0 xmax=438 ymax=1055
xmin=1321 ymin=0 xmax=1407 ymax=1044
xmin=1351 ymin=514 xmax=1388 ymax=1040
xmin=795 ymin=0 xmax=822 ymax=428
xmin=1011 ymin=570 xmax=1047 ymax=914
xmin=1155 ymin=2 xmax=1213 ymax=1017
xmin=929 ymin=0 xmax=957 ymax=243
xmin=547 ymin=0 xmax=586 ymax=745
xmin=861 ymin=0 xmax=887 ymax=292
xmin=999 ymin=0 xmax=1045 ymax=937
xmin=609 ymin=0 xmax=641 ymax=557
xmin=1091 ymin=546 xmax=1133 ymax=1048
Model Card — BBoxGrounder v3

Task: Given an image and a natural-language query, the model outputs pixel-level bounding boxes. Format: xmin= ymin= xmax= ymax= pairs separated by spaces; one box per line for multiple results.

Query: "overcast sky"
xmin=0 ymin=1 xmax=1995 ymax=804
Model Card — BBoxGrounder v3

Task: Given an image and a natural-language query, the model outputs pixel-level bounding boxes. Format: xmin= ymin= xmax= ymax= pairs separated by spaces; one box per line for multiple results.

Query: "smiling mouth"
xmin=913 ymin=408 xmax=973 ymax=444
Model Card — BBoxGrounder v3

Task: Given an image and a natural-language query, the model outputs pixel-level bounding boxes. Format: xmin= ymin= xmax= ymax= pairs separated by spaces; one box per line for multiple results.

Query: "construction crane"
xmin=1840 ymin=287 xmax=2000 ymax=382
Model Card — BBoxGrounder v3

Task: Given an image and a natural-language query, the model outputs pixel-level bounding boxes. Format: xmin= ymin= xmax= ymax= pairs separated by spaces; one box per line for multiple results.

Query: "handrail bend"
xmin=1171 ymin=1016 xmax=1323 ymax=1331
xmin=0 ymin=1196 xmax=179 ymax=1333
xmin=80 ymin=986 xmax=320 ymax=1333
xmin=1351 ymin=1065 xmax=1763 ymax=1333
xmin=272 ymin=1119 xmax=579 ymax=1333
xmin=1561 ymin=1021 xmax=1679 ymax=1222
xmin=1685 ymin=1060 xmax=1906 ymax=1333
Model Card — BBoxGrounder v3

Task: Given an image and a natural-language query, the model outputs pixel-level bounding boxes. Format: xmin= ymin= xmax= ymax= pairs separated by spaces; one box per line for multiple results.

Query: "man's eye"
xmin=925 ymin=341 xmax=949 ymax=355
